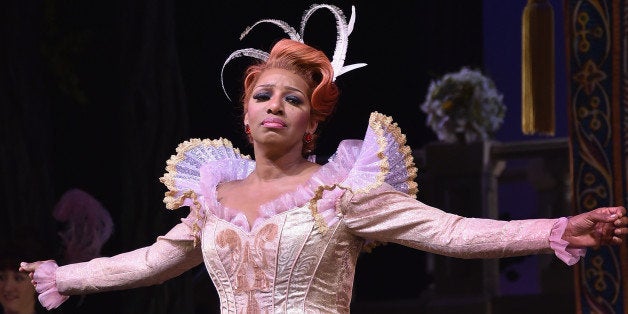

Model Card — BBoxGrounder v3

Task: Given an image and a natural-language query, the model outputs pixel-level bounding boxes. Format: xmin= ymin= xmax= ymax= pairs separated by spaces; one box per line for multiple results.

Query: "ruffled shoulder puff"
xmin=309 ymin=112 xmax=418 ymax=235
xmin=159 ymin=112 xmax=417 ymax=238
xmin=159 ymin=138 xmax=254 ymax=242
xmin=338 ymin=111 xmax=417 ymax=196
xmin=160 ymin=138 xmax=254 ymax=208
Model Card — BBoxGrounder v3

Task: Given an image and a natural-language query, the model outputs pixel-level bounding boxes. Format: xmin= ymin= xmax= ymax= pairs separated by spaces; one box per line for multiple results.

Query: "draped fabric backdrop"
xmin=1 ymin=1 xmax=196 ymax=313
xmin=1 ymin=1 xmax=56 ymax=251
xmin=565 ymin=0 xmax=628 ymax=312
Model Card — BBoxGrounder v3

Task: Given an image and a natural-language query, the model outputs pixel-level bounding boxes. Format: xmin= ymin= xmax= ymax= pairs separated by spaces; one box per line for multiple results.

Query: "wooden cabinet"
xmin=416 ymin=138 xmax=571 ymax=313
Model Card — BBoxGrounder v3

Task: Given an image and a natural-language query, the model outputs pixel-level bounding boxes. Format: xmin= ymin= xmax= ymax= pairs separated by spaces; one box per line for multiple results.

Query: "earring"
xmin=303 ymin=132 xmax=313 ymax=143
xmin=245 ymin=124 xmax=251 ymax=134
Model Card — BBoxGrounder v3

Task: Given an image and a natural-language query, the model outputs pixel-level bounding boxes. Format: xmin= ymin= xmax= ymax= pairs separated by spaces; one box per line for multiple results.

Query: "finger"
xmin=19 ymin=262 xmax=32 ymax=272
xmin=611 ymin=236 xmax=623 ymax=245
xmin=590 ymin=209 xmax=619 ymax=223
xmin=19 ymin=261 xmax=42 ymax=273
xmin=608 ymin=206 xmax=627 ymax=217
xmin=614 ymin=227 xmax=628 ymax=235
xmin=596 ymin=206 xmax=624 ymax=218
xmin=613 ymin=217 xmax=628 ymax=228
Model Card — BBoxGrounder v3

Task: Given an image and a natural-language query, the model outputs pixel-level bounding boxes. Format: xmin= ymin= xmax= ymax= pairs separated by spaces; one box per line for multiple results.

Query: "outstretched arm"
xmin=341 ymin=184 xmax=627 ymax=264
xmin=562 ymin=206 xmax=628 ymax=248
xmin=18 ymin=214 xmax=203 ymax=310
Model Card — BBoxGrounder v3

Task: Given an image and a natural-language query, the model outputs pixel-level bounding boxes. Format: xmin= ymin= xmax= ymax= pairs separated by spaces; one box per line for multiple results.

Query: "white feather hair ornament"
xmin=221 ymin=4 xmax=367 ymax=101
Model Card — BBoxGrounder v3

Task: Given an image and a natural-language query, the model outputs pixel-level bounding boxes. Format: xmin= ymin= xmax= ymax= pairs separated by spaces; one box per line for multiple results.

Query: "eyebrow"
xmin=256 ymin=84 xmax=305 ymax=94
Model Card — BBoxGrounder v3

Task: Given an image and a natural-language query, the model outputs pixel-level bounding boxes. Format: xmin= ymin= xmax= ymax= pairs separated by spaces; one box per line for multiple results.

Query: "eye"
xmin=14 ymin=273 xmax=27 ymax=282
xmin=285 ymin=95 xmax=304 ymax=105
xmin=252 ymin=91 xmax=271 ymax=102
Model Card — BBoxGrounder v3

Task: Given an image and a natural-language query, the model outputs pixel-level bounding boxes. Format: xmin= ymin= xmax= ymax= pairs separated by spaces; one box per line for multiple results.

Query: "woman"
xmin=1 ymin=238 xmax=47 ymax=314
xmin=20 ymin=38 xmax=628 ymax=313
xmin=1 ymin=260 xmax=38 ymax=314
xmin=1 ymin=264 xmax=38 ymax=314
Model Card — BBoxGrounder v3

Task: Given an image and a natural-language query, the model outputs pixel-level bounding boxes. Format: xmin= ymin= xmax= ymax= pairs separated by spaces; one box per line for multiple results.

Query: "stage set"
xmin=2 ymin=1 xmax=627 ymax=313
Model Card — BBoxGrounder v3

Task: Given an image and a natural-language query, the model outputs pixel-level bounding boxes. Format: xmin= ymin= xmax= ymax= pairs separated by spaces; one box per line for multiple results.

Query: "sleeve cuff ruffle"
xmin=549 ymin=217 xmax=587 ymax=266
xmin=33 ymin=260 xmax=70 ymax=310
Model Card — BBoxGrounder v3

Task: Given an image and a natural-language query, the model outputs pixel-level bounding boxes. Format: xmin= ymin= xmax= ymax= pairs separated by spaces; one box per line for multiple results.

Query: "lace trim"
xmin=160 ymin=138 xmax=251 ymax=210
xmin=309 ymin=184 xmax=345 ymax=234
xmin=369 ymin=112 xmax=418 ymax=196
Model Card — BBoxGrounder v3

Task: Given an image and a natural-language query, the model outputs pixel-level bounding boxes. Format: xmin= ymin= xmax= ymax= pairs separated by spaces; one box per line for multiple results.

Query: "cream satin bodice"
xmin=201 ymin=205 xmax=361 ymax=313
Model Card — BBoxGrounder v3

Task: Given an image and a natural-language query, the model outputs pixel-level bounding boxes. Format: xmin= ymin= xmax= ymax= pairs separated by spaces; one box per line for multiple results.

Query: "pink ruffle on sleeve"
xmin=33 ymin=260 xmax=70 ymax=310
xmin=549 ymin=217 xmax=586 ymax=265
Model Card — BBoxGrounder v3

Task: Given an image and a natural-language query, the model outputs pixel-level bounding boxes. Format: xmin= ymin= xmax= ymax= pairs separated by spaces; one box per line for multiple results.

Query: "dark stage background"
xmin=1 ymin=1 xmax=568 ymax=313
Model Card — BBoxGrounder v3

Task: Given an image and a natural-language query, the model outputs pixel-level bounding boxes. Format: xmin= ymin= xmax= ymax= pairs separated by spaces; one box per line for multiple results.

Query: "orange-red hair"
xmin=241 ymin=39 xmax=339 ymax=154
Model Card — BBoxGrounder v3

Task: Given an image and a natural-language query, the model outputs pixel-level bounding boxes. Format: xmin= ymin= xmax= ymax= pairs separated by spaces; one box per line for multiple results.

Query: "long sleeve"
xmin=340 ymin=184 xmax=559 ymax=259
xmin=55 ymin=215 xmax=203 ymax=295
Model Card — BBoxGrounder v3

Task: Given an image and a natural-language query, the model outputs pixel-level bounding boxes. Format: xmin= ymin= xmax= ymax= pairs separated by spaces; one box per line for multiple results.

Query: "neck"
xmin=252 ymin=152 xmax=312 ymax=181
xmin=251 ymin=141 xmax=312 ymax=178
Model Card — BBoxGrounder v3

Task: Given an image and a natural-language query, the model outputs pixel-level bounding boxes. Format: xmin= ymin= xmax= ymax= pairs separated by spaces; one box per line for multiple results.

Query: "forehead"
xmin=0 ymin=269 xmax=27 ymax=277
xmin=256 ymin=68 xmax=309 ymax=92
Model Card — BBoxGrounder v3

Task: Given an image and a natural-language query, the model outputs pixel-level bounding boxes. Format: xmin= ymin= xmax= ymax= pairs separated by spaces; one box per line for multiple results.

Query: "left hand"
xmin=562 ymin=206 xmax=628 ymax=248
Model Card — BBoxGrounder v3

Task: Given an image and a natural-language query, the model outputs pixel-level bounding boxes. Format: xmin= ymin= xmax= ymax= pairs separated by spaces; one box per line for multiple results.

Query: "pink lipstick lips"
xmin=261 ymin=117 xmax=287 ymax=128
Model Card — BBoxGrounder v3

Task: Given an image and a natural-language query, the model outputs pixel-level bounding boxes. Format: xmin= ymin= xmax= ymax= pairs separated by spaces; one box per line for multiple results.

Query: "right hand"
xmin=562 ymin=206 xmax=628 ymax=248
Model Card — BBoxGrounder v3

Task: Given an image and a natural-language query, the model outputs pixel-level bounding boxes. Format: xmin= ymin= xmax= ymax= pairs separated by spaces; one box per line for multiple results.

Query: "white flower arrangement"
xmin=420 ymin=67 xmax=506 ymax=144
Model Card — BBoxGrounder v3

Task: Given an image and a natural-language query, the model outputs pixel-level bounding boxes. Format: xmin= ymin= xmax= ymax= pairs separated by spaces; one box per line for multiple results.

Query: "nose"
xmin=266 ymin=96 xmax=284 ymax=115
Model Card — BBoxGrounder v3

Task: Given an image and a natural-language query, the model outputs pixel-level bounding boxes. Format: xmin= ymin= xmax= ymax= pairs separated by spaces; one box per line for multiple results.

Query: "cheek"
xmin=9 ymin=280 xmax=35 ymax=295
xmin=292 ymin=109 xmax=312 ymax=128
xmin=23 ymin=282 xmax=36 ymax=294
xmin=245 ymin=102 xmax=265 ymax=119
xmin=302 ymin=118 xmax=313 ymax=130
